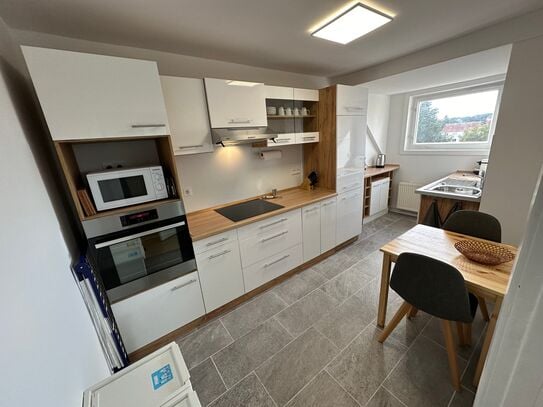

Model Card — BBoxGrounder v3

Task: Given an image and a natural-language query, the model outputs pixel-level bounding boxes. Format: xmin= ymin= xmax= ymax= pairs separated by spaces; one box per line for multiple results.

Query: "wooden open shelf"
xmin=55 ymin=135 xmax=181 ymax=222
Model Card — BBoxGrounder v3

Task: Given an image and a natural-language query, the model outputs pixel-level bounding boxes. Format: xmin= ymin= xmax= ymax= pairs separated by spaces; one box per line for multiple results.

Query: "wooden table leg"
xmin=473 ymin=297 xmax=503 ymax=387
xmin=377 ymin=252 xmax=392 ymax=328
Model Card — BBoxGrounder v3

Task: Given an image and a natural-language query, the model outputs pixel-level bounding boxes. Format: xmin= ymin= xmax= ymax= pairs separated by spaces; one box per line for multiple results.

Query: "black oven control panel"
xmin=120 ymin=209 xmax=159 ymax=227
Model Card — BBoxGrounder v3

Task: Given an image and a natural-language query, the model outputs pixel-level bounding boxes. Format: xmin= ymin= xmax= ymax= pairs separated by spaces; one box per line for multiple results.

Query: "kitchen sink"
xmin=429 ymin=184 xmax=482 ymax=196
xmin=417 ymin=175 xmax=483 ymax=201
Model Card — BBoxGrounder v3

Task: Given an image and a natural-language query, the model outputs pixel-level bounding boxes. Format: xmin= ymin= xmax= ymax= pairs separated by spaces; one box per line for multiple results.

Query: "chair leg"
xmin=407 ymin=306 xmax=419 ymax=319
xmin=456 ymin=322 xmax=465 ymax=346
xmin=464 ymin=323 xmax=472 ymax=346
xmin=477 ymin=296 xmax=490 ymax=321
xmin=441 ymin=319 xmax=461 ymax=391
xmin=378 ymin=301 xmax=411 ymax=343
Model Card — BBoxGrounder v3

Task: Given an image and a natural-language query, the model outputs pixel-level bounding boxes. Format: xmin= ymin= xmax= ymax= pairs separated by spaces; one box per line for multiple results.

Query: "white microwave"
xmin=87 ymin=166 xmax=169 ymax=211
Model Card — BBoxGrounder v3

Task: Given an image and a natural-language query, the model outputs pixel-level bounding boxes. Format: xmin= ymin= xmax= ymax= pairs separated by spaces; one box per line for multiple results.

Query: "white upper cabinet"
xmin=160 ymin=76 xmax=213 ymax=155
xmin=293 ymin=88 xmax=319 ymax=101
xmin=336 ymin=85 xmax=369 ymax=116
xmin=204 ymin=78 xmax=267 ymax=128
xmin=22 ymin=46 xmax=170 ymax=141
xmin=265 ymin=85 xmax=294 ymax=100
xmin=337 ymin=115 xmax=367 ymax=174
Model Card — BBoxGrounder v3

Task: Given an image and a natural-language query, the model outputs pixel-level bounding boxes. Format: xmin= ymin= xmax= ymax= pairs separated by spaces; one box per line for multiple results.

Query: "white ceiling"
xmin=362 ymin=45 xmax=512 ymax=95
xmin=0 ymin=0 xmax=541 ymax=77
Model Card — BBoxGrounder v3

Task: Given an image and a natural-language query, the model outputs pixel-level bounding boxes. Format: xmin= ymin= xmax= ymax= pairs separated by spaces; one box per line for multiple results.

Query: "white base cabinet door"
xmin=160 ymin=76 xmax=213 ymax=155
xmin=320 ymin=197 xmax=337 ymax=253
xmin=302 ymin=203 xmax=321 ymax=262
xmin=111 ymin=272 xmax=205 ymax=353
xmin=195 ymin=241 xmax=245 ymax=312
xmin=336 ymin=189 xmax=363 ymax=244
xmin=369 ymin=178 xmax=391 ymax=216
xmin=22 ymin=46 xmax=169 ymax=141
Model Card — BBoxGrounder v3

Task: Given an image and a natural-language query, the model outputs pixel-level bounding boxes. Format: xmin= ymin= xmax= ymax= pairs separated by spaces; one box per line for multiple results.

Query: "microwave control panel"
xmin=151 ymin=166 xmax=168 ymax=199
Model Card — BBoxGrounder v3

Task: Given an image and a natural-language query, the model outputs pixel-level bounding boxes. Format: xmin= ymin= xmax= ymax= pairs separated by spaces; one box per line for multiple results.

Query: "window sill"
xmin=400 ymin=148 xmax=490 ymax=156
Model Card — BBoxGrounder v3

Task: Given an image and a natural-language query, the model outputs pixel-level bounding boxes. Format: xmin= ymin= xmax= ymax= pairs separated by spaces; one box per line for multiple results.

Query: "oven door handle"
xmin=94 ymin=221 xmax=186 ymax=249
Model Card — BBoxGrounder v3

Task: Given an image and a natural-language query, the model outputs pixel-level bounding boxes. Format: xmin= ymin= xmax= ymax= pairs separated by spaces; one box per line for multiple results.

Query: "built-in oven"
xmin=85 ymin=201 xmax=196 ymax=303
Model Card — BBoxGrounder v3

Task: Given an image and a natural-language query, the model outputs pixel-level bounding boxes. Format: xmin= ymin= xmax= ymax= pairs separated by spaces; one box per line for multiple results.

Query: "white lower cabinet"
xmin=195 ymin=240 xmax=245 ymax=312
xmin=243 ymin=244 xmax=303 ymax=292
xmin=111 ymin=272 xmax=205 ymax=353
xmin=302 ymin=203 xmax=321 ymax=262
xmin=337 ymin=189 xmax=363 ymax=244
xmin=320 ymin=197 xmax=337 ymax=253
xmin=369 ymin=178 xmax=391 ymax=216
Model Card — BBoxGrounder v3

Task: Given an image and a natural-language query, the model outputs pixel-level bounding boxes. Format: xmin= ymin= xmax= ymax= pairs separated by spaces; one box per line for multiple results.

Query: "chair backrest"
xmin=390 ymin=253 xmax=474 ymax=322
xmin=442 ymin=210 xmax=501 ymax=243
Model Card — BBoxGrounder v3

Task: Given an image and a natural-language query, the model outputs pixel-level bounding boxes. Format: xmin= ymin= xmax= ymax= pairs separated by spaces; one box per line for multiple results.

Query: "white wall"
xmin=385 ymin=94 xmax=487 ymax=209
xmin=366 ymin=93 xmax=390 ymax=166
xmin=0 ymin=18 xmax=108 ymax=406
xmin=480 ymin=35 xmax=543 ymax=244
xmin=177 ymin=145 xmax=303 ymax=212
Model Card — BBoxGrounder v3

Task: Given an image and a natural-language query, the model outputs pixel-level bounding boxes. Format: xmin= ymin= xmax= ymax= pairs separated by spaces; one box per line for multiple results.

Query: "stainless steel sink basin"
xmin=416 ymin=175 xmax=483 ymax=201
xmin=429 ymin=184 xmax=481 ymax=196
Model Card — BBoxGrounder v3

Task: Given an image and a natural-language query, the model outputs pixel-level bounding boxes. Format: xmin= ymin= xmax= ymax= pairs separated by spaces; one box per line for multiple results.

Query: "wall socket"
xmin=183 ymin=187 xmax=193 ymax=197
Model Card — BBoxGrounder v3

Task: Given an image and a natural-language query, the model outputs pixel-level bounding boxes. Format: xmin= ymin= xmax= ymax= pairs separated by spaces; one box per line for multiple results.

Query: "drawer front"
xmin=193 ymin=229 xmax=238 ymax=254
xmin=302 ymin=203 xmax=321 ymax=262
xmin=196 ymin=241 xmax=245 ymax=312
xmin=267 ymin=133 xmax=296 ymax=147
xmin=239 ymin=216 xmax=302 ymax=267
xmin=111 ymin=272 xmax=205 ymax=353
xmin=295 ymin=132 xmax=319 ymax=144
xmin=243 ymin=244 xmax=303 ymax=292
xmin=337 ymin=171 xmax=364 ymax=194
xmin=237 ymin=209 xmax=301 ymax=241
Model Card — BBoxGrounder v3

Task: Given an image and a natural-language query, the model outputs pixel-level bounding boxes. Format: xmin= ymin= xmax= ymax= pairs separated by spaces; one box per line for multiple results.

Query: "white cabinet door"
xmin=204 ymin=78 xmax=267 ymax=128
xmin=293 ymin=88 xmax=319 ymax=101
xmin=336 ymin=85 xmax=369 ymax=116
xmin=195 ymin=241 xmax=245 ymax=312
xmin=111 ymin=272 xmax=205 ymax=353
xmin=243 ymin=244 xmax=303 ymax=292
xmin=337 ymin=190 xmax=363 ymax=244
xmin=337 ymin=115 xmax=367 ymax=173
xmin=369 ymin=182 xmax=381 ymax=216
xmin=265 ymin=85 xmax=294 ymax=100
xmin=320 ymin=197 xmax=337 ymax=253
xmin=160 ymin=76 xmax=213 ymax=155
xmin=22 ymin=46 xmax=169 ymax=141
xmin=379 ymin=178 xmax=390 ymax=213
xmin=302 ymin=203 xmax=321 ymax=262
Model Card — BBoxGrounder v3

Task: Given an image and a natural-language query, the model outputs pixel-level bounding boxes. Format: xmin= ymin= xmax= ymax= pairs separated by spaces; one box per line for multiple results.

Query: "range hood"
xmin=212 ymin=127 xmax=277 ymax=146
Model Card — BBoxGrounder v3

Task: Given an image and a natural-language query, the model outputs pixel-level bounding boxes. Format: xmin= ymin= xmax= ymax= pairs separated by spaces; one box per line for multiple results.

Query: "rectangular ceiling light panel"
xmin=312 ymin=3 xmax=392 ymax=44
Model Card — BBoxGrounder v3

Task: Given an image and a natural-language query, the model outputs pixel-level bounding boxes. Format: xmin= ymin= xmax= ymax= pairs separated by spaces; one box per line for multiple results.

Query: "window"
xmin=404 ymin=81 xmax=503 ymax=153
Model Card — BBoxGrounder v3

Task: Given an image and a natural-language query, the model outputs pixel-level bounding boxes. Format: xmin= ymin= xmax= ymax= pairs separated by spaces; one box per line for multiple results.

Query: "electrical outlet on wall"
xmin=183 ymin=187 xmax=193 ymax=197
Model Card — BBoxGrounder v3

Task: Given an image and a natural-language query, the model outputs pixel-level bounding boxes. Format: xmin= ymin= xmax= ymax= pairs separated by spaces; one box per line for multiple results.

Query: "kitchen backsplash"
xmin=176 ymin=144 xmax=303 ymax=212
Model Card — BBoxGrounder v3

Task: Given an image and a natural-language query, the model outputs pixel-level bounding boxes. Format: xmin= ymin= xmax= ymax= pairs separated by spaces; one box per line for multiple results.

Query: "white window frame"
xmin=403 ymin=77 xmax=504 ymax=155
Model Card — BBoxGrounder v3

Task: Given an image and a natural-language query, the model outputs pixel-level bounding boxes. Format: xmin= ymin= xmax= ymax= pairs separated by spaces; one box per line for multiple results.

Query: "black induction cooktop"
xmin=215 ymin=199 xmax=284 ymax=222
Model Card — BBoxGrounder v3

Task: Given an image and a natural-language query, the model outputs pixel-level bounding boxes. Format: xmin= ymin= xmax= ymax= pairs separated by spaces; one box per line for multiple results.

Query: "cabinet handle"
xmin=275 ymin=139 xmax=290 ymax=143
xmin=208 ymin=249 xmax=232 ymax=260
xmin=264 ymin=254 xmax=290 ymax=268
xmin=344 ymin=106 xmax=363 ymax=111
xmin=131 ymin=124 xmax=167 ymax=128
xmin=260 ymin=230 xmax=288 ymax=243
xmin=302 ymin=136 xmax=316 ymax=140
xmin=228 ymin=119 xmax=251 ymax=124
xmin=342 ymin=183 xmax=361 ymax=190
xmin=259 ymin=218 xmax=287 ymax=229
xmin=178 ymin=144 xmax=204 ymax=149
xmin=304 ymin=207 xmax=319 ymax=213
xmin=322 ymin=201 xmax=335 ymax=207
xmin=170 ymin=279 xmax=197 ymax=291
xmin=205 ymin=237 xmax=229 ymax=247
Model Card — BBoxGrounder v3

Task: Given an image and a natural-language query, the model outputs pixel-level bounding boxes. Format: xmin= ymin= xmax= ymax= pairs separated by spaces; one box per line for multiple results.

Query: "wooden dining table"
xmin=377 ymin=224 xmax=517 ymax=387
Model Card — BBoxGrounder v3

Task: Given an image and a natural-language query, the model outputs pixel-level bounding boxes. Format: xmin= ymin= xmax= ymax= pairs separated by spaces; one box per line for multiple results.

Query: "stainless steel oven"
xmin=85 ymin=201 xmax=196 ymax=303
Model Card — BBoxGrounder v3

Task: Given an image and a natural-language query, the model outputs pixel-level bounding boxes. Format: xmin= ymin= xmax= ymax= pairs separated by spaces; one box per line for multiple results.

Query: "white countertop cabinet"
xmin=22 ymin=46 xmax=170 ymax=141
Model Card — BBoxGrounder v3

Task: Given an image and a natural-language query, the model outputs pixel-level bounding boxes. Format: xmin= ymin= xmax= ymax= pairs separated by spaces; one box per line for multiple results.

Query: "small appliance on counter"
xmin=476 ymin=159 xmax=489 ymax=177
xmin=376 ymin=154 xmax=386 ymax=168
xmin=86 ymin=165 xmax=169 ymax=211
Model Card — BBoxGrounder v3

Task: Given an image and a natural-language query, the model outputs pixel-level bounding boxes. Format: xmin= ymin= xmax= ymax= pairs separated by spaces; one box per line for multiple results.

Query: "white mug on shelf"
xmin=266 ymin=106 xmax=277 ymax=115
xmin=278 ymin=106 xmax=285 ymax=116
xmin=285 ymin=107 xmax=292 ymax=116
xmin=293 ymin=107 xmax=300 ymax=116
xmin=301 ymin=107 xmax=309 ymax=116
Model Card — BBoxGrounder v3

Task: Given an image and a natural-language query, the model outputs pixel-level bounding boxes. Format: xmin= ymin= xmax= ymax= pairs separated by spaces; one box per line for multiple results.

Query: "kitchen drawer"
xmin=239 ymin=216 xmax=302 ymax=267
xmin=193 ymin=229 xmax=238 ymax=254
xmin=267 ymin=133 xmax=296 ymax=147
xmin=111 ymin=272 xmax=205 ymax=353
xmin=195 ymin=241 xmax=245 ymax=312
xmin=243 ymin=244 xmax=303 ymax=292
xmin=237 ymin=209 xmax=301 ymax=241
xmin=295 ymin=132 xmax=319 ymax=144
xmin=337 ymin=171 xmax=364 ymax=194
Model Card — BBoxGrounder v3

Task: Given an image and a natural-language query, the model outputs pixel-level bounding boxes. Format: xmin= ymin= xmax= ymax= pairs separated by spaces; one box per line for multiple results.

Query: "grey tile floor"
xmin=177 ymin=213 xmax=483 ymax=407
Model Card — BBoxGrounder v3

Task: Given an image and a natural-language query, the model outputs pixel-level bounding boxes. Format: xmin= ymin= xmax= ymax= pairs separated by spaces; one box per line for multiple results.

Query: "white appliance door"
xmin=162 ymin=389 xmax=202 ymax=407
xmin=337 ymin=116 xmax=366 ymax=173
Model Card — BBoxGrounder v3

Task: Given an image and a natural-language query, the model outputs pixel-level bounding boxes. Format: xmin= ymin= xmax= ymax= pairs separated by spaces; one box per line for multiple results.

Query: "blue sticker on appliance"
xmin=151 ymin=364 xmax=173 ymax=390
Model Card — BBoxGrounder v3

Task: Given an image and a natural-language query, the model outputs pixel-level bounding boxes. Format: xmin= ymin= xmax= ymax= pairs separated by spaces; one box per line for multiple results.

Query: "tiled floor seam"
xmin=379 ymin=383 xmax=409 ymax=407
xmin=254 ymin=372 xmax=279 ymax=407
xmin=205 ymin=371 xmax=255 ymax=407
xmin=327 ymin=370 xmax=364 ymax=407
xmin=273 ymin=316 xmax=296 ymax=339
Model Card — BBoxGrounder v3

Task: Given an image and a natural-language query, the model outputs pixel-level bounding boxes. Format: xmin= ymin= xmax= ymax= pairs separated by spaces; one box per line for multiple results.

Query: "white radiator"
xmin=396 ymin=182 xmax=421 ymax=212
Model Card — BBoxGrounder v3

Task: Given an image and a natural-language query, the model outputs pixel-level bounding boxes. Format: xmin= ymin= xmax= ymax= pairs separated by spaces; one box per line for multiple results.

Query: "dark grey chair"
xmin=442 ymin=210 xmax=501 ymax=323
xmin=378 ymin=253 xmax=478 ymax=390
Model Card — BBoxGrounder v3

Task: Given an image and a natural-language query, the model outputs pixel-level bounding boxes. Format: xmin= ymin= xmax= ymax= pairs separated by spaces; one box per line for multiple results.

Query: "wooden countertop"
xmin=364 ymin=165 xmax=400 ymax=178
xmin=187 ymin=187 xmax=337 ymax=241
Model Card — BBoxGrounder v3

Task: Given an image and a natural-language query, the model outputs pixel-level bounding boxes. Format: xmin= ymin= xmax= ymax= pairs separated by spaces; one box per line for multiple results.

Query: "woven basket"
xmin=454 ymin=239 xmax=515 ymax=266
